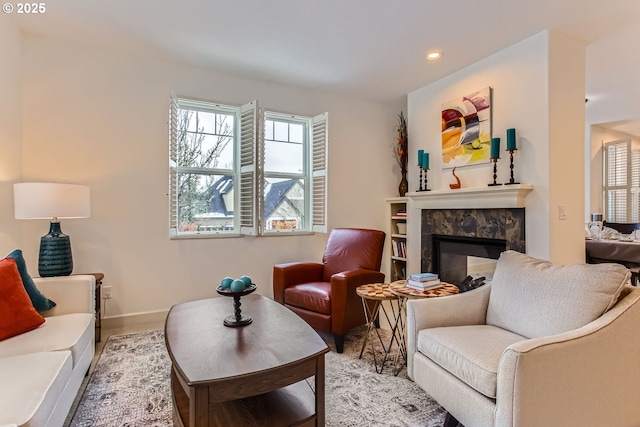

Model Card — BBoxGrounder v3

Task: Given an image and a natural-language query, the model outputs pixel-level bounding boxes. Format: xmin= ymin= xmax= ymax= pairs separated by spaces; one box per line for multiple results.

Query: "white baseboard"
xmin=102 ymin=309 xmax=168 ymax=330
xmin=101 ymin=305 xmax=394 ymax=333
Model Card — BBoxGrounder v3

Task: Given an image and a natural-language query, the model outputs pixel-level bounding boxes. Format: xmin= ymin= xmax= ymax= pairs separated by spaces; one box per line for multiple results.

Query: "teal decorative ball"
xmin=239 ymin=275 xmax=252 ymax=286
xmin=220 ymin=277 xmax=233 ymax=289
xmin=230 ymin=279 xmax=246 ymax=292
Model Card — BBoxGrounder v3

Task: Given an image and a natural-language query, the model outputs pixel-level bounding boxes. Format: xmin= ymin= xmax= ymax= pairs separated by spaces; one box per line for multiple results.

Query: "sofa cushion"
xmin=0 ymin=258 xmax=45 ymax=341
xmin=5 ymin=249 xmax=56 ymax=313
xmin=417 ymin=324 xmax=525 ymax=399
xmin=0 ymin=351 xmax=72 ymax=427
xmin=284 ymin=282 xmax=331 ymax=315
xmin=486 ymin=250 xmax=629 ymax=339
xmin=0 ymin=313 xmax=94 ymax=368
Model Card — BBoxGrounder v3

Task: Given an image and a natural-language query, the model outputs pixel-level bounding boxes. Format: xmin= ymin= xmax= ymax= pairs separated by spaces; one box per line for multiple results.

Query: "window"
xmin=603 ymin=138 xmax=640 ymax=222
xmin=169 ymin=97 xmax=327 ymax=238
xmin=169 ymin=98 xmax=238 ymax=235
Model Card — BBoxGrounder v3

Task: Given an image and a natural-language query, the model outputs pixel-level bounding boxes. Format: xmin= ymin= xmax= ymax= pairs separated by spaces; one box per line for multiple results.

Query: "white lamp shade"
xmin=14 ymin=183 xmax=91 ymax=220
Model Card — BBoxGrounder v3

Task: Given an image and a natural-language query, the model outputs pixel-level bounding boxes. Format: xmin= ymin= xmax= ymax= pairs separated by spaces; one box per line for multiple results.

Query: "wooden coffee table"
xmin=165 ymin=294 xmax=329 ymax=427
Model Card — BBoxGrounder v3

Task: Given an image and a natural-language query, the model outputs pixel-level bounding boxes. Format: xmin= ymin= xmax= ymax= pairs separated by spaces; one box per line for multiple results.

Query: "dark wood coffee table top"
xmin=165 ymin=294 xmax=329 ymax=426
xmin=165 ymin=294 xmax=328 ymax=386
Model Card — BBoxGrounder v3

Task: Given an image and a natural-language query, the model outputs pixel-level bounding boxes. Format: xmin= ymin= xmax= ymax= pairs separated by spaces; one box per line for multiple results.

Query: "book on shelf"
xmin=392 ymin=239 xmax=407 ymax=258
xmin=406 ymin=279 xmax=442 ymax=290
xmin=409 ymin=272 xmax=439 ymax=282
xmin=396 ymin=210 xmax=407 ymax=217
xmin=393 ymin=261 xmax=406 ymax=280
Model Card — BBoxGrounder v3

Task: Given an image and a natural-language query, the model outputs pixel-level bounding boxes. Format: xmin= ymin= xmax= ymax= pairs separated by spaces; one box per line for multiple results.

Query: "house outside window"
xmin=603 ymin=138 xmax=640 ymax=222
xmin=169 ymin=97 xmax=327 ymax=238
xmin=169 ymin=98 xmax=238 ymax=235
xmin=263 ymin=114 xmax=308 ymax=232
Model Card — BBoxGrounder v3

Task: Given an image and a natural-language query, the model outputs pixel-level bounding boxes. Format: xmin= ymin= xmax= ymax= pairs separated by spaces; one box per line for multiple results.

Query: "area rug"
xmin=69 ymin=327 xmax=445 ymax=426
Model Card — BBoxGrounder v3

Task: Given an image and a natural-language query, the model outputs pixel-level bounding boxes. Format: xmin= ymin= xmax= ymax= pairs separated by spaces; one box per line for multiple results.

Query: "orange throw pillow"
xmin=0 ymin=258 xmax=45 ymax=341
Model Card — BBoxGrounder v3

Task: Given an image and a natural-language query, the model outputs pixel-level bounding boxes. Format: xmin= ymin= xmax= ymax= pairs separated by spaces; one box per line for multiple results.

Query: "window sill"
xmin=262 ymin=231 xmax=316 ymax=237
xmin=169 ymin=231 xmax=316 ymax=240
xmin=170 ymin=233 xmax=243 ymax=240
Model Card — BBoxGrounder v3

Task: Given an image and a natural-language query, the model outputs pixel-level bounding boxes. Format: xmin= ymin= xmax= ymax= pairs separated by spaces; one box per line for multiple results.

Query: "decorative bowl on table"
xmin=216 ymin=283 xmax=257 ymax=327
xmin=216 ymin=283 xmax=257 ymax=297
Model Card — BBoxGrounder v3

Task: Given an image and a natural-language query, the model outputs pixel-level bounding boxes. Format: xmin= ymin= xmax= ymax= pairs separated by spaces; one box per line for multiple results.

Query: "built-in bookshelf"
xmin=387 ymin=197 xmax=408 ymax=281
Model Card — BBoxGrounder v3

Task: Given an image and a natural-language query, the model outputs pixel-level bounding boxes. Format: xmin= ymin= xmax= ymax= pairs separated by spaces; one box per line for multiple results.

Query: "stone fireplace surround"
xmin=422 ymin=208 xmax=525 ymax=273
xmin=405 ymin=185 xmax=533 ymax=276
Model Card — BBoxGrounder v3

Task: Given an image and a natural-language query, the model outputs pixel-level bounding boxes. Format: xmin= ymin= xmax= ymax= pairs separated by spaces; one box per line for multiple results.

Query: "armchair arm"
xmin=272 ymin=262 xmax=324 ymax=304
xmin=495 ymin=286 xmax=640 ymax=427
xmin=330 ymin=269 xmax=385 ymax=335
xmin=406 ymin=284 xmax=491 ymax=379
xmin=34 ymin=275 xmax=96 ymax=317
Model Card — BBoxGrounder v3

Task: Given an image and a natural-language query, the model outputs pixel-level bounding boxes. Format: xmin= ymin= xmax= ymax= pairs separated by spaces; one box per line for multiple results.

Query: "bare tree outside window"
xmin=177 ymin=109 xmax=233 ymax=231
xmin=169 ymin=97 xmax=327 ymax=237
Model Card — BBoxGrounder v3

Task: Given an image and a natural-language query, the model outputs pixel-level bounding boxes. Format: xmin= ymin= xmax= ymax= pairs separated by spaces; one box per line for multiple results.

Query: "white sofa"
xmin=0 ymin=275 xmax=95 ymax=427
xmin=407 ymin=250 xmax=640 ymax=427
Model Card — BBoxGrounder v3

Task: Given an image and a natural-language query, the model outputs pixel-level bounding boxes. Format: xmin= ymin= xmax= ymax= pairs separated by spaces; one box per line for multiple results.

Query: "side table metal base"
xmin=356 ymin=283 xmax=406 ymax=376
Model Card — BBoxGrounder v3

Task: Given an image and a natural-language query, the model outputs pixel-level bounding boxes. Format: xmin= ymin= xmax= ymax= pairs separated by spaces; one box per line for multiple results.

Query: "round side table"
xmin=389 ymin=280 xmax=460 ymax=367
xmin=389 ymin=280 xmax=460 ymax=299
xmin=356 ymin=283 xmax=404 ymax=375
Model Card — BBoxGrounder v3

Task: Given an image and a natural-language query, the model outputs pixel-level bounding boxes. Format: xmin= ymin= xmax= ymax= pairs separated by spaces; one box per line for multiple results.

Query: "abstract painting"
xmin=441 ymin=87 xmax=492 ymax=168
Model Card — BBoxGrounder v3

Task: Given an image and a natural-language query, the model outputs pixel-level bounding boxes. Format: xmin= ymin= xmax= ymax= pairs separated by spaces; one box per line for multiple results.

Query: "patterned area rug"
xmin=69 ymin=330 xmax=171 ymax=426
xmin=69 ymin=327 xmax=445 ymax=426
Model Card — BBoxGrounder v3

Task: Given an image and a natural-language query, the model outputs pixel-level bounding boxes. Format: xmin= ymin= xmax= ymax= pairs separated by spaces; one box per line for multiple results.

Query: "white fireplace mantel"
xmin=404 ymin=184 xmax=533 ymax=274
xmin=407 ymin=184 xmax=533 ymax=210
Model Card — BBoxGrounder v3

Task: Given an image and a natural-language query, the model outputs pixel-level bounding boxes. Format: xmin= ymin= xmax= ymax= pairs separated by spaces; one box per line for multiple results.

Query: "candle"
xmin=506 ymin=128 xmax=516 ymax=150
xmin=418 ymin=149 xmax=424 ymax=167
xmin=490 ymin=137 xmax=500 ymax=159
xmin=422 ymin=152 xmax=430 ymax=169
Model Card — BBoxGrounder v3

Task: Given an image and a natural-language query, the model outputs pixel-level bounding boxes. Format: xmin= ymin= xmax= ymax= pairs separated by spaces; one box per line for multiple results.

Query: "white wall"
xmin=408 ymin=31 xmax=586 ymax=263
xmin=547 ymin=31 xmax=586 ymax=263
xmin=19 ymin=34 xmax=402 ymax=319
xmin=586 ymin=23 xmax=640 ymax=131
xmin=0 ymin=20 xmax=23 ymax=253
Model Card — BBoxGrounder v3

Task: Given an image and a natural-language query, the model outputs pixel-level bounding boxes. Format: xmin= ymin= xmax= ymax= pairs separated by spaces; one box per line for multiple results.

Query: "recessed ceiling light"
xmin=426 ymin=50 xmax=442 ymax=61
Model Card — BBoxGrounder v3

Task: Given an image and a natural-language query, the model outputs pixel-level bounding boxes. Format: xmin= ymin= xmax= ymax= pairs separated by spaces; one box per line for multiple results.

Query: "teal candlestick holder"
xmin=488 ymin=157 xmax=502 ymax=186
xmin=417 ymin=167 xmax=430 ymax=191
xmin=505 ymin=148 xmax=520 ymax=185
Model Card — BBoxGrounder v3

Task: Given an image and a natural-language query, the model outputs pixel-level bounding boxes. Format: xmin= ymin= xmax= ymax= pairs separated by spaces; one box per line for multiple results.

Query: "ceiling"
xmin=8 ymin=0 xmax=640 ymax=135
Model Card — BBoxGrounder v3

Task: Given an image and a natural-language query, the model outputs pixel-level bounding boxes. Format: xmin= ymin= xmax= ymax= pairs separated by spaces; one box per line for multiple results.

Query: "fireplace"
xmin=406 ymin=185 xmax=533 ymax=285
xmin=421 ymin=208 xmax=525 ymax=282
xmin=433 ymin=234 xmax=507 ymax=284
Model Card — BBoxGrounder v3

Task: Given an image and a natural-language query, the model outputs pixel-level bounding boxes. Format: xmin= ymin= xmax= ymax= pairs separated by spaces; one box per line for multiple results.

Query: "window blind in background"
xmin=603 ymin=138 xmax=640 ymax=222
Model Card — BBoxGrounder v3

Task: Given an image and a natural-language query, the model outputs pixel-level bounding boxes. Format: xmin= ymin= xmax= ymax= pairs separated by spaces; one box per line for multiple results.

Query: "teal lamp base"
xmin=38 ymin=221 xmax=73 ymax=277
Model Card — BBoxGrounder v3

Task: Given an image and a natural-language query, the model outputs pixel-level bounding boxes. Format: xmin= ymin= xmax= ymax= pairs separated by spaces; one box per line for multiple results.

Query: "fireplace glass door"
xmin=433 ymin=235 xmax=506 ymax=284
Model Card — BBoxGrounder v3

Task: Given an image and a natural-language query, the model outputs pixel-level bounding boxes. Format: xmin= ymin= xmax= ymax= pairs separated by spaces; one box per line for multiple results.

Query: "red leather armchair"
xmin=273 ymin=228 xmax=386 ymax=353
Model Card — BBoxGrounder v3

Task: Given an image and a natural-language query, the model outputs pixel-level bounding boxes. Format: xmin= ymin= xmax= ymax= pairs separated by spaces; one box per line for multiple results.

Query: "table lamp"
xmin=14 ymin=183 xmax=91 ymax=277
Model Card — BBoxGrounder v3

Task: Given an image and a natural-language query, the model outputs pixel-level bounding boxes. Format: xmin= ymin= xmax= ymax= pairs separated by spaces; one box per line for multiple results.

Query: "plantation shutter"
xmin=255 ymin=107 xmax=266 ymax=235
xmin=311 ymin=112 xmax=328 ymax=233
xmin=604 ymin=139 xmax=631 ymax=222
xmin=632 ymin=150 xmax=640 ymax=221
xmin=168 ymin=95 xmax=179 ymax=237
xmin=239 ymin=100 xmax=259 ymax=235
